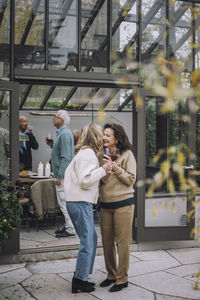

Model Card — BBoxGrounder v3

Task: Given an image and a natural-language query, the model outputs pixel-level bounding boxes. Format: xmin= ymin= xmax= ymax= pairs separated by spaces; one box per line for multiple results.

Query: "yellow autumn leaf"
xmin=167 ymin=146 xmax=176 ymax=155
xmin=153 ymin=152 xmax=162 ymax=164
xmin=147 ymin=185 xmax=154 ymax=198
xmin=169 ymin=0 xmax=175 ymax=7
xmin=188 ymin=178 xmax=198 ymax=188
xmin=97 ymin=110 xmax=106 ymax=123
xmin=135 ymin=96 xmax=143 ymax=107
xmin=152 ymin=204 xmax=158 ymax=217
xmin=161 ymin=160 xmax=171 ymax=176
xmin=177 ymin=151 xmax=185 ymax=165
xmin=119 ymin=77 xmax=128 ymax=85
xmin=171 ymin=201 xmax=176 ymax=212
xmin=168 ymin=178 xmax=175 ymax=193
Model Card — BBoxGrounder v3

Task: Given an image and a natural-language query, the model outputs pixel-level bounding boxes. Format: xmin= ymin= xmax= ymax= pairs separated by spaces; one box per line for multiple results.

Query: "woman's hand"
xmin=111 ymin=161 xmax=119 ymax=172
xmin=103 ymin=161 xmax=112 ymax=173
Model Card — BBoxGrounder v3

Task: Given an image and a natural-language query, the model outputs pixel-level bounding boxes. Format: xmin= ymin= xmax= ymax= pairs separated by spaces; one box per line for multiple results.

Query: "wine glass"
xmin=103 ymin=148 xmax=112 ymax=173
xmin=46 ymin=133 xmax=53 ymax=151
xmin=110 ymin=148 xmax=120 ymax=161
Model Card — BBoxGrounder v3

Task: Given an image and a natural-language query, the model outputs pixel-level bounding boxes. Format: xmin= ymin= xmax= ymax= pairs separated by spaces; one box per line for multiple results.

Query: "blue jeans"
xmin=66 ymin=201 xmax=97 ymax=281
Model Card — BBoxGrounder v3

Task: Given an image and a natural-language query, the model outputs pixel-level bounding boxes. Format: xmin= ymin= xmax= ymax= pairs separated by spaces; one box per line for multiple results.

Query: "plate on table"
xmin=30 ymin=174 xmax=51 ymax=179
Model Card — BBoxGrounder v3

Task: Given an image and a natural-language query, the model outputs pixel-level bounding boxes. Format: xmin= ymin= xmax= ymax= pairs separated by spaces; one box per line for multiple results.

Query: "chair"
xmin=30 ymin=179 xmax=60 ymax=229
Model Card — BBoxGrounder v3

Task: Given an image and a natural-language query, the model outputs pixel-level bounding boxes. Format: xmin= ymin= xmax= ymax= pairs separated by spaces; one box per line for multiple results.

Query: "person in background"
xmin=64 ymin=123 xmax=112 ymax=294
xmin=49 ymin=110 xmax=75 ymax=238
xmin=99 ymin=123 xmax=137 ymax=292
xmin=72 ymin=129 xmax=80 ymax=146
xmin=0 ymin=111 xmax=10 ymax=182
xmin=19 ymin=115 xmax=39 ymax=171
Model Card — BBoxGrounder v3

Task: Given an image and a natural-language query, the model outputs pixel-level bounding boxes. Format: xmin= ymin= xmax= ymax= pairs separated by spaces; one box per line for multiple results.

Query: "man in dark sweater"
xmin=19 ymin=115 xmax=39 ymax=171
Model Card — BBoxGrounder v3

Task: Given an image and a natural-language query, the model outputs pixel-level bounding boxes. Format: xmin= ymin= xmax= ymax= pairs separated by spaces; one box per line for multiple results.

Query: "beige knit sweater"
xmin=100 ymin=149 xmax=137 ymax=203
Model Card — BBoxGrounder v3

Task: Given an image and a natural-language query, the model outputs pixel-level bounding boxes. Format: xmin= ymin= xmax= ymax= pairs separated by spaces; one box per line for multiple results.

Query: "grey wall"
xmin=19 ymin=110 xmax=133 ymax=172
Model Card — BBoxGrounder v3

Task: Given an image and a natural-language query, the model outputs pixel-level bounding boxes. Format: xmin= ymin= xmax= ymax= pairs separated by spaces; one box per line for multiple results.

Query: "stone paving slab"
xmin=27 ymin=258 xmax=77 ymax=274
xmin=90 ymin=269 xmax=155 ymax=300
xmin=0 ymin=263 xmax=26 ymax=274
xmin=0 ymin=284 xmax=35 ymax=300
xmin=166 ymin=264 xmax=200 ymax=277
xmin=155 ymin=295 xmax=194 ymax=300
xmin=128 ymin=259 xmax=180 ymax=277
xmin=132 ymin=250 xmax=176 ymax=261
xmin=22 ymin=273 xmax=96 ymax=300
xmin=167 ymin=248 xmax=200 ymax=264
xmin=129 ymin=270 xmax=200 ymax=299
xmin=0 ymin=267 xmax=32 ymax=290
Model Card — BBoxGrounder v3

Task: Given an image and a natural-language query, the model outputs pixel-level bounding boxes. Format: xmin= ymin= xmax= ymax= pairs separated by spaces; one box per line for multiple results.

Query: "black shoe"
xmin=56 ymin=230 xmax=75 ymax=238
xmin=100 ymin=278 xmax=116 ymax=287
xmin=55 ymin=226 xmax=65 ymax=234
xmin=87 ymin=281 xmax=95 ymax=287
xmin=109 ymin=282 xmax=128 ymax=292
xmin=72 ymin=277 xmax=95 ymax=293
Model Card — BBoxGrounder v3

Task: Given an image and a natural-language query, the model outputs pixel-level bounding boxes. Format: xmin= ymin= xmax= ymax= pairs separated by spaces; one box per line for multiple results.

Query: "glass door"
xmin=0 ymin=81 xmax=19 ymax=183
xmin=0 ymin=81 xmax=19 ymax=254
xmin=136 ymin=90 xmax=195 ymax=242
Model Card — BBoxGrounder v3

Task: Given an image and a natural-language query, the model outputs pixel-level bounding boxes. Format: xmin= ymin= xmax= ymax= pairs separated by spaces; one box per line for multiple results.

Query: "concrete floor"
xmin=0 ymin=247 xmax=200 ymax=299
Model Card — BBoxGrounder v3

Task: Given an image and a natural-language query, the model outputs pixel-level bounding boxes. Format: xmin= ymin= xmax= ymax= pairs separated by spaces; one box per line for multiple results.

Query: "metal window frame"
xmin=136 ymin=88 xmax=195 ymax=242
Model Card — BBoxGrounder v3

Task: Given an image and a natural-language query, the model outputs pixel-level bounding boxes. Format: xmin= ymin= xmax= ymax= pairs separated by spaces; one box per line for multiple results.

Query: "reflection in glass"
xmin=49 ymin=0 xmax=78 ymax=70
xmin=15 ymin=0 xmax=45 ymax=69
xmin=0 ymin=91 xmax=10 ymax=181
xmin=145 ymin=196 xmax=187 ymax=227
xmin=145 ymin=96 xmax=188 ymax=227
xmin=81 ymin=0 xmax=107 ymax=73
xmin=112 ymin=0 xmax=137 ymax=73
xmin=0 ymin=0 xmax=10 ymax=79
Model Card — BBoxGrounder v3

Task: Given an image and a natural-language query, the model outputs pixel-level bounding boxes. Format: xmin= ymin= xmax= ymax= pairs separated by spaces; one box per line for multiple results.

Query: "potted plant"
xmin=0 ymin=179 xmax=28 ymax=253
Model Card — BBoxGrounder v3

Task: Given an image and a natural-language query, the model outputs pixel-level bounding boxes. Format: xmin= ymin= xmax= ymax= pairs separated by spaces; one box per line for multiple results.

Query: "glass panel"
xmin=194 ymin=4 xmax=200 ymax=69
xmin=49 ymin=0 xmax=78 ymax=70
xmin=21 ymin=85 xmax=51 ymax=108
xmin=18 ymin=84 xmax=133 ymax=111
xmin=169 ymin=1 xmax=193 ymax=69
xmin=112 ymin=0 xmax=137 ymax=73
xmin=145 ymin=96 xmax=188 ymax=227
xmin=145 ymin=196 xmax=187 ymax=227
xmin=15 ymin=0 xmax=45 ymax=69
xmin=81 ymin=0 xmax=107 ymax=72
xmin=0 ymin=0 xmax=10 ymax=79
xmin=44 ymin=86 xmax=72 ymax=109
xmin=0 ymin=90 xmax=10 ymax=180
xmin=142 ymin=0 xmax=166 ymax=61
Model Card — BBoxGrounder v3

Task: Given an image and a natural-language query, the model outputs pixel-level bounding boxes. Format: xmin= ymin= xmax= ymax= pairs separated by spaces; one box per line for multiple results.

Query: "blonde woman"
xmin=64 ymin=123 xmax=112 ymax=294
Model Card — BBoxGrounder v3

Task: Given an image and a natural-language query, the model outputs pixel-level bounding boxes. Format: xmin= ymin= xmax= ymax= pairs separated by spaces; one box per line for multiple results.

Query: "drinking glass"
xmin=103 ymin=148 xmax=112 ymax=173
xmin=110 ymin=148 xmax=120 ymax=161
xmin=46 ymin=133 xmax=53 ymax=151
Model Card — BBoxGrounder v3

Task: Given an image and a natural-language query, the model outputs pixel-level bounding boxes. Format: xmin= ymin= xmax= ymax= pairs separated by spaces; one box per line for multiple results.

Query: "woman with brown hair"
xmin=100 ymin=123 xmax=137 ymax=292
xmin=64 ymin=123 xmax=112 ymax=294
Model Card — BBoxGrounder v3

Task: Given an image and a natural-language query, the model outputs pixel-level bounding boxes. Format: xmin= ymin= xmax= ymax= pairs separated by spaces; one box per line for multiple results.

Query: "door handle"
xmin=183 ymin=165 xmax=194 ymax=170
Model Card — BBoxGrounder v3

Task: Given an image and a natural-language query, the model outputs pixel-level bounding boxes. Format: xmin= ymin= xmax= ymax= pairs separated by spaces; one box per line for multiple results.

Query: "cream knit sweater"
xmin=100 ymin=149 xmax=137 ymax=203
xmin=64 ymin=148 xmax=106 ymax=204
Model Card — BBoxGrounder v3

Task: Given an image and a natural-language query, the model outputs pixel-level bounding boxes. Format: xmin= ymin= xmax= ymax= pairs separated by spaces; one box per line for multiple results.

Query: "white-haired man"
xmin=48 ymin=110 xmax=75 ymax=237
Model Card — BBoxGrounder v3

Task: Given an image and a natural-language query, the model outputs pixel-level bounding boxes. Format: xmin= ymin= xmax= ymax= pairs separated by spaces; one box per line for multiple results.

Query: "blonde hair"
xmin=75 ymin=123 xmax=103 ymax=154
